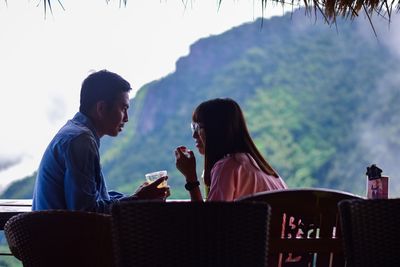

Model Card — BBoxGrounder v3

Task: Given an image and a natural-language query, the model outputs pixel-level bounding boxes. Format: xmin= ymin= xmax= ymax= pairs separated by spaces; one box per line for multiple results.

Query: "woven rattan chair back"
xmin=339 ymin=198 xmax=400 ymax=267
xmin=238 ymin=188 xmax=361 ymax=267
xmin=111 ymin=201 xmax=270 ymax=267
xmin=4 ymin=210 xmax=114 ymax=267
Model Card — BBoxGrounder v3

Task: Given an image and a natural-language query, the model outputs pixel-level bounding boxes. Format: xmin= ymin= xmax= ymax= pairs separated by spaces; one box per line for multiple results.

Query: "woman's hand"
xmin=175 ymin=146 xmax=197 ymax=182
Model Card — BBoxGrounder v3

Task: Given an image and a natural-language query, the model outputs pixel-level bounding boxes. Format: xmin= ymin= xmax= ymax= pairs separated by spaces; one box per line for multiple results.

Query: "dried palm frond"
xmin=262 ymin=0 xmax=398 ymax=22
xmin=34 ymin=0 xmax=399 ymax=23
xmin=255 ymin=0 xmax=396 ymax=35
xmin=36 ymin=0 xmax=65 ymax=19
xmin=106 ymin=0 xmax=128 ymax=8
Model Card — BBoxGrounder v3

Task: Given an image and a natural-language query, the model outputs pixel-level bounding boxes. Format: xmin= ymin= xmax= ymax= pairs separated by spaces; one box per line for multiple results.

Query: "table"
xmin=0 ymin=199 xmax=32 ymax=230
xmin=0 ymin=199 xmax=189 ymax=230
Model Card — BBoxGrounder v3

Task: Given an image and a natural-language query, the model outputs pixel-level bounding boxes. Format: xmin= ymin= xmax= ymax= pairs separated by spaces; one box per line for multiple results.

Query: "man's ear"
xmin=95 ymin=101 xmax=107 ymax=119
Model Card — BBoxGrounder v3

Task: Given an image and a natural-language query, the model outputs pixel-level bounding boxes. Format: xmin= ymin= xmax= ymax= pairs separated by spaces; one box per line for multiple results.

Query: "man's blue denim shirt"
xmin=32 ymin=112 xmax=126 ymax=213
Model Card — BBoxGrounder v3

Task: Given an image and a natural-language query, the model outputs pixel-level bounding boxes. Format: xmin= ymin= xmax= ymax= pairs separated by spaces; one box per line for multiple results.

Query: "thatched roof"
xmin=40 ymin=0 xmax=399 ymax=23
xmin=255 ymin=0 xmax=398 ymax=23
xmin=300 ymin=0 xmax=398 ymax=23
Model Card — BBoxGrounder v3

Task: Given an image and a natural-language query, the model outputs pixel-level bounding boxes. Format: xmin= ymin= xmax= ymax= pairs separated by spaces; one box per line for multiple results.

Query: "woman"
xmin=175 ymin=98 xmax=287 ymax=201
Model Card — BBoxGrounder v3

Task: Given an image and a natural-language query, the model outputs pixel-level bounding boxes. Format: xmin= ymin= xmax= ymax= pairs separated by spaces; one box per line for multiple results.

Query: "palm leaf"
xmin=34 ymin=0 xmax=399 ymax=23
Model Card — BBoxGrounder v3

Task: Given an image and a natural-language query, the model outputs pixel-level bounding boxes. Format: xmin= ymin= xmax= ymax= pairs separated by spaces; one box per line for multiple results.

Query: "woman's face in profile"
xmin=191 ymin=122 xmax=205 ymax=155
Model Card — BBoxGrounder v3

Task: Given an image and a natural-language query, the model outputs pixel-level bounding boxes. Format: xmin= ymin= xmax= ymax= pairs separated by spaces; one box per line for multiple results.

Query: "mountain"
xmin=3 ymin=9 xmax=400 ymax=199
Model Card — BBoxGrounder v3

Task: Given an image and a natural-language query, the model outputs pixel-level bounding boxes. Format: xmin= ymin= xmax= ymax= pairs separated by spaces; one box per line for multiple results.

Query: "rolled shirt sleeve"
xmin=208 ymin=158 xmax=238 ymax=201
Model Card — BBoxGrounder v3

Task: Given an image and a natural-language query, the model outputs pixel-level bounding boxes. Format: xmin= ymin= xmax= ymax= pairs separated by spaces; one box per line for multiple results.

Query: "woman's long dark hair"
xmin=192 ymin=98 xmax=278 ymax=186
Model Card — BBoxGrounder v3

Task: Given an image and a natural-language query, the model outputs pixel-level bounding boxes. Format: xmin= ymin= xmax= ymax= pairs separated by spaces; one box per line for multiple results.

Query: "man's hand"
xmin=133 ymin=176 xmax=169 ymax=200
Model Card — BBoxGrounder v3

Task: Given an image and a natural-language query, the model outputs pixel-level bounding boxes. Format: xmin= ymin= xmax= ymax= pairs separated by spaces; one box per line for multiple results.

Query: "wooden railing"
xmin=0 ymin=199 xmax=32 ymax=257
xmin=0 ymin=199 xmax=32 ymax=231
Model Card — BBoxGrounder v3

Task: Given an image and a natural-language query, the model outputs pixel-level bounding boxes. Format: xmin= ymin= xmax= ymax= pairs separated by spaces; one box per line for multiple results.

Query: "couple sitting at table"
xmin=32 ymin=70 xmax=287 ymax=213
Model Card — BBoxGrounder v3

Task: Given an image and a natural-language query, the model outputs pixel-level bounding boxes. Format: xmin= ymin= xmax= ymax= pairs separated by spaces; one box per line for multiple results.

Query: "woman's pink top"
xmin=207 ymin=153 xmax=287 ymax=201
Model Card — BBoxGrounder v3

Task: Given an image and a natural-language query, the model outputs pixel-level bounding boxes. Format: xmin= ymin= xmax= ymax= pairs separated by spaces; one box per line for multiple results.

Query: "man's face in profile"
xmin=101 ymin=91 xmax=130 ymax=137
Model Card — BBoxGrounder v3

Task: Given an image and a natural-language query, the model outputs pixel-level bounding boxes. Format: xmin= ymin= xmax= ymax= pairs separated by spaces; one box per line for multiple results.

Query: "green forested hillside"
xmin=3 ymin=9 xmax=400 ymax=200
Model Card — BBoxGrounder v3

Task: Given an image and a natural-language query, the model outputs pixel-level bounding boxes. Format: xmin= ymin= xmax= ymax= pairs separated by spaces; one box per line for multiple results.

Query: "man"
xmin=32 ymin=70 xmax=168 ymax=213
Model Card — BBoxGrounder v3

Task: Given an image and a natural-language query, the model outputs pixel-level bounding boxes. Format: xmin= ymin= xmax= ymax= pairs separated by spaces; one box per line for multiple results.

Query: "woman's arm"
xmin=175 ymin=146 xmax=203 ymax=201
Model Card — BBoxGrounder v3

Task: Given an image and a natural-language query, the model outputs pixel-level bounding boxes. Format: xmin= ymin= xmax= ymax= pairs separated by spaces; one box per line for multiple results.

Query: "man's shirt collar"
xmin=72 ymin=112 xmax=100 ymax=147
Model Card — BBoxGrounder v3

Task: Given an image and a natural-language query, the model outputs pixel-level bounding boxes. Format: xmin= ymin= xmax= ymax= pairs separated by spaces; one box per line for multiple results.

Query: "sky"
xmin=0 ymin=0 xmax=289 ymax=191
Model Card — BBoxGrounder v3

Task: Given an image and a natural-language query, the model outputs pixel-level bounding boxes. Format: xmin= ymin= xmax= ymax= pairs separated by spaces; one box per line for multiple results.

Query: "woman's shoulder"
xmin=210 ymin=154 xmax=247 ymax=190
xmin=213 ymin=153 xmax=253 ymax=171
xmin=216 ymin=152 xmax=247 ymax=163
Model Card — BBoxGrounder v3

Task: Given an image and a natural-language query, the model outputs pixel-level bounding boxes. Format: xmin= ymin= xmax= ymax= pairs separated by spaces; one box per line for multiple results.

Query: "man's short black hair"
xmin=79 ymin=70 xmax=131 ymax=115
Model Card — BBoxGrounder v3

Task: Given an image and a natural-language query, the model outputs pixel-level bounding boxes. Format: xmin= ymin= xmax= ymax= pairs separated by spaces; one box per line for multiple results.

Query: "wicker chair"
xmin=339 ymin=198 xmax=400 ymax=267
xmin=4 ymin=210 xmax=114 ymax=267
xmin=111 ymin=201 xmax=271 ymax=267
xmin=238 ymin=188 xmax=362 ymax=267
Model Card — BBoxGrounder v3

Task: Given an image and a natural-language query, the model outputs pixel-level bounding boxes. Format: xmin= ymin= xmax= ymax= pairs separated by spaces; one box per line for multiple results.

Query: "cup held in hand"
xmin=145 ymin=170 xmax=168 ymax=188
